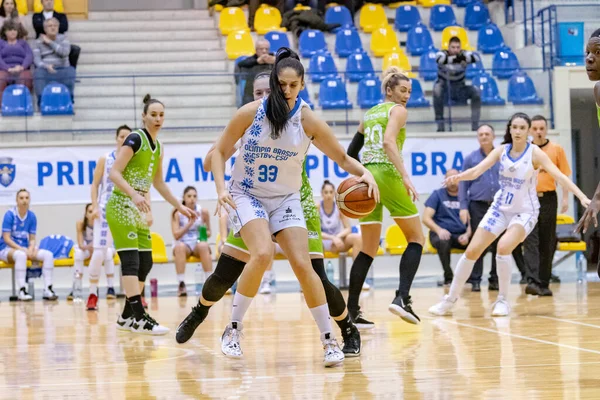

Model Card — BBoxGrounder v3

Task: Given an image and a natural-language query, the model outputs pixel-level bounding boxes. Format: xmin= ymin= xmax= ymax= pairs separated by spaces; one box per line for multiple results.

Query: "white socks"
xmin=231 ymin=292 xmax=253 ymax=323
xmin=13 ymin=250 xmax=27 ymax=289
xmin=309 ymin=303 xmax=333 ymax=337
xmin=448 ymin=255 xmax=476 ymax=301
xmin=177 ymin=274 xmax=185 ymax=283
xmin=38 ymin=249 xmax=54 ymax=289
xmin=496 ymin=254 xmax=513 ymax=298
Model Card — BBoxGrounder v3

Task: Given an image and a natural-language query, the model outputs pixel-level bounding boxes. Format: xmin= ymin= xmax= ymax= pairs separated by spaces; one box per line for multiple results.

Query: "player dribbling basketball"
xmin=346 ymin=66 xmax=425 ymax=326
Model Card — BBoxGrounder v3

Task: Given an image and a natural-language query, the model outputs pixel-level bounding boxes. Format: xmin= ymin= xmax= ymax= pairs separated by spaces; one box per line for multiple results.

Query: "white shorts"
xmin=228 ymin=191 xmax=306 ymax=236
xmin=480 ymin=207 xmax=538 ymax=238
xmin=0 ymin=247 xmax=11 ymax=262
xmin=322 ymin=239 xmax=334 ymax=252
xmin=93 ymin=210 xmax=113 ymax=249
xmin=174 ymin=239 xmax=199 ymax=252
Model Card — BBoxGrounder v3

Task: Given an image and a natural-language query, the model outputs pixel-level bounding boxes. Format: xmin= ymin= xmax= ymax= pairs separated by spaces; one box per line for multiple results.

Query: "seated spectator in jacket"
xmin=0 ymin=0 xmax=28 ymax=39
xmin=423 ymin=169 xmax=471 ymax=287
xmin=32 ymin=0 xmax=80 ymax=68
xmin=0 ymin=20 xmax=32 ymax=93
xmin=33 ymin=17 xmax=75 ymax=106
xmin=237 ymin=39 xmax=275 ymax=105
xmin=434 ymin=36 xmax=481 ymax=132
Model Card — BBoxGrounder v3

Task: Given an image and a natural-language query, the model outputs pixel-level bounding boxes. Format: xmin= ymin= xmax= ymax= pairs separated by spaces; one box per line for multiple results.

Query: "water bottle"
xmin=73 ymin=272 xmax=83 ymax=302
xmin=150 ymin=278 xmax=158 ymax=297
xmin=326 ymin=261 xmax=335 ymax=284
xmin=195 ymin=264 xmax=205 ymax=295
xmin=198 ymin=225 xmax=208 ymax=242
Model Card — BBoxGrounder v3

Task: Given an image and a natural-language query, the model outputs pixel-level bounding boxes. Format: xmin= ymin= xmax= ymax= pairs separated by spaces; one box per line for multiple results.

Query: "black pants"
xmin=69 ymin=45 xmax=81 ymax=69
xmin=468 ymin=200 xmax=526 ymax=283
xmin=433 ymin=81 xmax=481 ymax=130
xmin=524 ymin=191 xmax=557 ymax=288
xmin=430 ymin=231 xmax=468 ymax=282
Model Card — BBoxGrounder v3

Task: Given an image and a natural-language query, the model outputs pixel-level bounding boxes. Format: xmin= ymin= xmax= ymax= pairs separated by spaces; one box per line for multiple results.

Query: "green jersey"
xmin=114 ymin=129 xmax=161 ymax=197
xmin=362 ymin=102 xmax=406 ymax=165
xmin=300 ymin=160 xmax=319 ymax=222
xmin=597 ymin=104 xmax=600 ymax=127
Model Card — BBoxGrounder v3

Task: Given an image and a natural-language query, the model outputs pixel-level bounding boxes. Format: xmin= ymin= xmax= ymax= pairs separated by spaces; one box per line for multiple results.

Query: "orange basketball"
xmin=336 ymin=176 xmax=376 ymax=219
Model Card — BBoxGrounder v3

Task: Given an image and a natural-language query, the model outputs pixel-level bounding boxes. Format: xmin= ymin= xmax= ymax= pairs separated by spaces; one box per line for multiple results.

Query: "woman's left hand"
xmin=357 ymin=169 xmax=380 ymax=203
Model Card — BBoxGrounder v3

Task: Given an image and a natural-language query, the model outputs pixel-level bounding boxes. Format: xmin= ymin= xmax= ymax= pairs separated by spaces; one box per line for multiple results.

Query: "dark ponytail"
xmin=266 ymin=47 xmax=305 ymax=140
xmin=83 ymin=203 xmax=92 ymax=229
xmin=143 ymin=93 xmax=164 ymax=114
xmin=502 ymin=112 xmax=531 ymax=144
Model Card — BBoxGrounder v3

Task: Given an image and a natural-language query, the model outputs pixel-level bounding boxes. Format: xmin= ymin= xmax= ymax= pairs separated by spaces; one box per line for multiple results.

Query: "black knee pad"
xmin=138 ymin=251 xmax=153 ymax=282
xmin=118 ymin=250 xmax=139 ymax=276
xmin=202 ymin=254 xmax=246 ymax=302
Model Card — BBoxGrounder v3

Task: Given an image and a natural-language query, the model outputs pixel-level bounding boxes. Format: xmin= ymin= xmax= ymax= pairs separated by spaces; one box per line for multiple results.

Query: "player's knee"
xmin=173 ymin=243 xmax=187 ymax=256
xmin=40 ymin=249 xmax=54 ymax=266
xmin=104 ymin=247 xmax=114 ymax=261
xmin=251 ymin=246 xmax=274 ymax=266
xmin=118 ymin=250 xmax=139 ymax=276
xmin=496 ymin=241 xmax=514 ymax=256
xmin=202 ymin=254 xmax=245 ymax=301
xmin=12 ymin=250 xmax=27 ymax=268
xmin=138 ymin=251 xmax=153 ymax=282
xmin=74 ymin=248 xmax=85 ymax=262
xmin=464 ymin=247 xmax=481 ymax=260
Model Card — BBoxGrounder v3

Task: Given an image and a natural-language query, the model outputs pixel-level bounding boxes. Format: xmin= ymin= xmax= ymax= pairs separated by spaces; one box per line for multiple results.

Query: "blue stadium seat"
xmin=335 ymin=27 xmax=363 ymax=57
xmin=465 ymin=52 xmax=485 ymax=79
xmin=346 ymin=49 xmax=375 ymax=82
xmin=308 ymin=51 xmax=338 ymax=82
xmin=2 ymin=84 xmax=33 ymax=116
xmin=508 ymin=71 xmax=543 ymax=104
xmin=492 ymin=48 xmax=520 ymax=79
xmin=325 ymin=5 xmax=353 ymax=28
xmin=419 ymin=49 xmax=439 ymax=81
xmin=477 ymin=23 xmax=505 ymax=54
xmin=299 ymin=29 xmax=327 ymax=57
xmin=472 ymin=72 xmax=505 ymax=105
xmin=264 ymin=31 xmax=290 ymax=52
xmin=357 ymin=77 xmax=383 ymax=109
xmin=454 ymin=0 xmax=475 ymax=6
xmin=406 ymin=23 xmax=434 ymax=56
xmin=395 ymin=5 xmax=421 ymax=32
xmin=40 ymin=83 xmax=73 ymax=115
xmin=429 ymin=5 xmax=457 ymax=31
xmin=464 ymin=1 xmax=489 ymax=31
xmin=299 ymin=86 xmax=314 ymax=109
xmin=406 ymin=79 xmax=430 ymax=107
xmin=319 ymin=77 xmax=352 ymax=109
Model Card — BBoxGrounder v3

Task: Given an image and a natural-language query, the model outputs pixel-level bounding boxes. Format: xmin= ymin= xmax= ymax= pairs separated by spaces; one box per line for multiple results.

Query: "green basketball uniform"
xmin=225 ymin=160 xmax=324 ymax=256
xmin=597 ymin=104 xmax=600 ymax=127
xmin=360 ymin=102 xmax=418 ymax=224
xmin=106 ymin=129 xmax=161 ymax=251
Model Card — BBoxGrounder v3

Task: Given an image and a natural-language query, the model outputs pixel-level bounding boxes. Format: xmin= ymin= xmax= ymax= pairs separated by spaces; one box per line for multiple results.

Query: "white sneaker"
xmin=116 ymin=315 xmax=134 ymax=331
xmin=428 ymin=295 xmax=457 ymax=316
xmin=18 ymin=287 xmax=32 ymax=301
xmin=321 ymin=333 xmax=344 ymax=367
xmin=131 ymin=314 xmax=170 ymax=335
xmin=221 ymin=321 xmax=243 ymax=358
xmin=259 ymin=280 xmax=272 ymax=294
xmin=491 ymin=296 xmax=511 ymax=317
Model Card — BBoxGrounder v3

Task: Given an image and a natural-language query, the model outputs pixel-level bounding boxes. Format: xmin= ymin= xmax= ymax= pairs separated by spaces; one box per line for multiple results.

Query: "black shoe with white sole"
xmin=341 ymin=324 xmax=361 ymax=357
xmin=388 ymin=292 xmax=420 ymax=324
xmin=349 ymin=310 xmax=374 ymax=330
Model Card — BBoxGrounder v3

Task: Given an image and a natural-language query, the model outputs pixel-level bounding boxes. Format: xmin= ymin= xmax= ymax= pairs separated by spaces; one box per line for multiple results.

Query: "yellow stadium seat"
xmin=556 ymin=214 xmax=575 ymax=225
xmin=389 ymin=1 xmax=416 ymax=8
xmin=214 ymin=4 xmax=224 ymax=11
xmin=219 ymin=7 xmax=250 ymax=36
xmin=441 ymin=26 xmax=474 ymax=51
xmin=254 ymin=4 xmax=285 ymax=35
xmin=226 ymin=30 xmax=255 ymax=59
xmin=370 ymin=25 xmax=400 ymax=57
xmin=34 ymin=0 xmax=64 ymax=13
xmin=419 ymin=0 xmax=450 ymax=7
xmin=151 ymin=232 xmax=169 ymax=263
xmin=382 ymin=51 xmax=416 ymax=77
xmin=385 ymin=225 xmax=408 ymax=255
xmin=17 ymin=0 xmax=29 ymax=15
xmin=294 ymin=4 xmax=312 ymax=10
xmin=359 ymin=4 xmax=387 ymax=33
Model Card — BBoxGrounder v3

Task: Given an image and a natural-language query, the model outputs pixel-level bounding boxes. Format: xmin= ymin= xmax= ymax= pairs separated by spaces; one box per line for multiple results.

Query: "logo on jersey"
xmin=127 ymin=232 xmax=138 ymax=240
xmin=0 ymin=157 xmax=16 ymax=188
xmin=286 ymin=207 xmax=292 ymax=214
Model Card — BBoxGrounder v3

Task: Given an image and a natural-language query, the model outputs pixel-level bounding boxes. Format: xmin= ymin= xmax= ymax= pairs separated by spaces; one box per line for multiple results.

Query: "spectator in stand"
xmin=32 ymin=0 xmax=80 ymax=68
xmin=0 ymin=20 xmax=32 ymax=94
xmin=434 ymin=36 xmax=481 ymax=132
xmin=0 ymin=189 xmax=58 ymax=301
xmin=0 ymin=0 xmax=28 ymax=39
xmin=423 ymin=169 xmax=471 ymax=286
xmin=33 ymin=17 xmax=75 ymax=106
xmin=237 ymin=39 xmax=275 ymax=105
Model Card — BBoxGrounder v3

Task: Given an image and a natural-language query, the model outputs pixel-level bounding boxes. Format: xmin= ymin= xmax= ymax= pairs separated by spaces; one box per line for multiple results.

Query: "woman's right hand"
xmin=132 ymin=192 xmax=151 ymax=213
xmin=215 ymin=190 xmax=236 ymax=217
xmin=90 ymin=207 xmax=100 ymax=221
xmin=403 ymin=175 xmax=419 ymax=202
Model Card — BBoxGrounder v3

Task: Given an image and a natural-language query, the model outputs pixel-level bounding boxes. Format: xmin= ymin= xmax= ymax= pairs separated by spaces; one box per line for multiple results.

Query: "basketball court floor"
xmin=1 ymin=279 xmax=600 ymax=399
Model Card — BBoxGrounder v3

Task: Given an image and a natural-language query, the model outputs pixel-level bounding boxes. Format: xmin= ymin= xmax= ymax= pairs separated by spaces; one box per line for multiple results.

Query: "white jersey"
xmin=490 ymin=143 xmax=540 ymax=214
xmin=230 ymin=98 xmax=312 ymax=198
xmin=320 ymin=201 xmax=343 ymax=235
xmin=98 ymin=151 xmax=116 ymax=209
xmin=177 ymin=204 xmax=203 ymax=244
xmin=83 ymin=224 xmax=93 ymax=245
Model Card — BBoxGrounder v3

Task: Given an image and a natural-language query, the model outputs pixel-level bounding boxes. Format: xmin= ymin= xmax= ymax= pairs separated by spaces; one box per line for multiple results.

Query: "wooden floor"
xmin=2 ymin=282 xmax=600 ymax=399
